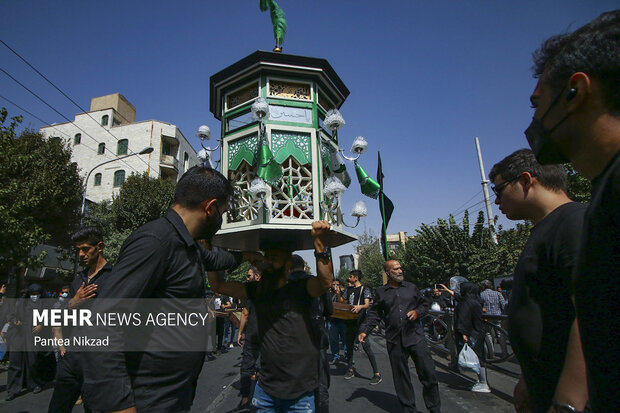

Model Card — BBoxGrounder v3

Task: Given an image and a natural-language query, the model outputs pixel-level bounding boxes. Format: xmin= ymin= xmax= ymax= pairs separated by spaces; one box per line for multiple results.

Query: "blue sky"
xmin=1 ymin=1 xmax=616 ymax=267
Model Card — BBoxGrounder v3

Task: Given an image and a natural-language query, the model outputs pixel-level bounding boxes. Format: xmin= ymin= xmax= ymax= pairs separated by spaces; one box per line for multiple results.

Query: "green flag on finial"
xmin=256 ymin=140 xmax=283 ymax=187
xmin=354 ymin=161 xmax=381 ymax=199
xmin=260 ymin=0 xmax=287 ymax=50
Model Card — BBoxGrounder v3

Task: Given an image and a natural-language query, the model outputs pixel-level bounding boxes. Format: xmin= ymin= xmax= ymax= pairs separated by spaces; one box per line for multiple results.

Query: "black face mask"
xmin=199 ymin=207 xmax=223 ymax=241
xmin=524 ymin=89 xmax=571 ymax=165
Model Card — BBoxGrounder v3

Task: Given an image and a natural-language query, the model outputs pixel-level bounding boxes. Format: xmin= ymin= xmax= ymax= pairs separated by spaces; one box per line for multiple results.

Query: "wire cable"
xmin=0 ymin=87 xmax=144 ymax=176
xmin=0 ymin=39 xmax=153 ymax=170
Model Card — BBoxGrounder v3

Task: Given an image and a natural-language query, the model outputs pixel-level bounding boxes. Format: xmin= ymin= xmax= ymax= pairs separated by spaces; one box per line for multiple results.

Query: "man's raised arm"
xmin=307 ymin=221 xmax=333 ymax=298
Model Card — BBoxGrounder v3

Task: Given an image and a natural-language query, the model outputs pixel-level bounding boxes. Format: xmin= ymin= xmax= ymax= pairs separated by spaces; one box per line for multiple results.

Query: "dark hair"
xmin=61 ymin=285 xmax=71 ymax=290
xmin=482 ymin=280 xmax=494 ymax=290
xmin=459 ymin=282 xmax=480 ymax=300
xmin=291 ymin=254 xmax=305 ymax=271
xmin=532 ymin=10 xmax=620 ymax=115
xmin=489 ymin=149 xmax=567 ymax=192
xmin=174 ymin=166 xmax=233 ymax=209
xmin=349 ymin=269 xmax=362 ymax=281
xmin=71 ymin=226 xmax=103 ymax=246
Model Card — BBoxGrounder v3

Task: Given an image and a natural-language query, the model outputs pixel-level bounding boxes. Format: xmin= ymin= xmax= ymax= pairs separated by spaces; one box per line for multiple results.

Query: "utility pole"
xmin=475 ymin=137 xmax=498 ymax=244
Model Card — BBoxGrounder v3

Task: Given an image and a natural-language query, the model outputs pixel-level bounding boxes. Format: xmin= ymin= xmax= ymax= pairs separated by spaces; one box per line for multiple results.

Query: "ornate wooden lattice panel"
xmin=228 ymin=134 xmax=259 ymax=171
xmin=227 ymin=160 xmax=259 ymax=222
xmin=271 ymin=156 xmax=314 ymax=220
xmin=268 ymin=80 xmax=311 ymax=100
xmin=226 ymin=82 xmax=259 ymax=110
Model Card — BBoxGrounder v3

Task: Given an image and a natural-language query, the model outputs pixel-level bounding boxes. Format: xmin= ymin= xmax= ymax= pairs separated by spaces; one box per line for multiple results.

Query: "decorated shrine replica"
xmin=207 ymin=51 xmax=371 ymax=251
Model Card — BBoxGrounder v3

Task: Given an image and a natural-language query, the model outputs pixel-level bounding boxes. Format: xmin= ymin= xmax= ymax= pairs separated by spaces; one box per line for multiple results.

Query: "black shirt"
xmin=573 ymin=150 xmax=620 ymax=412
xmin=246 ymin=279 xmax=319 ymax=400
xmin=81 ymin=209 xmax=241 ymax=413
xmin=363 ymin=281 xmax=429 ymax=347
xmin=70 ymin=262 xmax=113 ymax=299
xmin=345 ymin=285 xmax=372 ymax=306
xmin=507 ymin=202 xmax=586 ymax=413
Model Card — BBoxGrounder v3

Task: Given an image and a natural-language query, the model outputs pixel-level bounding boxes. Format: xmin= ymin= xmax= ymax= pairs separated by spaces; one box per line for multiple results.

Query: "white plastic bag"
xmin=458 ymin=343 xmax=480 ymax=374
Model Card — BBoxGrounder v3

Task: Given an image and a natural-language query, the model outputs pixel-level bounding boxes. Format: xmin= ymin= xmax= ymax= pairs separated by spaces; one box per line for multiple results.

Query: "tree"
xmin=356 ymin=230 xmax=389 ymax=289
xmin=82 ymin=173 xmax=176 ymax=262
xmin=565 ymin=164 xmax=591 ymax=203
xmin=397 ymin=210 xmax=532 ymax=288
xmin=0 ymin=108 xmax=82 ymax=286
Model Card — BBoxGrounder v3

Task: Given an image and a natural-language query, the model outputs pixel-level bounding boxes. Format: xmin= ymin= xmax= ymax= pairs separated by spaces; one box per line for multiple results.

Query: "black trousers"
xmin=240 ymin=339 xmax=259 ymax=398
xmin=387 ymin=338 xmax=441 ymax=413
xmin=315 ymin=348 xmax=330 ymax=413
xmin=345 ymin=320 xmax=378 ymax=374
xmin=7 ymin=350 xmax=41 ymax=396
xmin=47 ymin=352 xmax=92 ymax=413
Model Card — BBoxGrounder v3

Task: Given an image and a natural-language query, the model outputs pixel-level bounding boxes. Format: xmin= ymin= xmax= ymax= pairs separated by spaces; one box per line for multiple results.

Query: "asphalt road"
xmin=0 ymin=334 xmax=518 ymax=413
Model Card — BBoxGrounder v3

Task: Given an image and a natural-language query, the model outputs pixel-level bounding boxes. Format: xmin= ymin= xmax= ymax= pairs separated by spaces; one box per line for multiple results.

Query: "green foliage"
xmin=0 ymin=108 xmax=82 ymax=273
xmin=356 ymin=230 xmax=391 ymax=289
xmin=111 ymin=173 xmax=176 ymax=232
xmin=565 ymin=164 xmax=591 ymax=203
xmin=360 ymin=210 xmax=532 ymax=290
xmin=227 ymin=261 xmax=251 ymax=283
xmin=82 ymin=173 xmax=175 ymax=262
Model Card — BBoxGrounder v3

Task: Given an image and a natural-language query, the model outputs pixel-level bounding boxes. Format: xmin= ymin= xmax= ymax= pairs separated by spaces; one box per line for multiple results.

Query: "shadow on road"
xmin=345 ymin=388 xmax=401 ymax=412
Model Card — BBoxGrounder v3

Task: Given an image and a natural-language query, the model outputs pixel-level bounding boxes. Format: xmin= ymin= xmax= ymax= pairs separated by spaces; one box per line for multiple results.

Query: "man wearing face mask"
xmin=81 ymin=166 xmax=249 ymax=413
xmin=6 ymin=284 xmax=48 ymax=400
xmin=523 ymin=10 xmax=620 ymax=413
xmin=359 ymin=260 xmax=441 ymax=413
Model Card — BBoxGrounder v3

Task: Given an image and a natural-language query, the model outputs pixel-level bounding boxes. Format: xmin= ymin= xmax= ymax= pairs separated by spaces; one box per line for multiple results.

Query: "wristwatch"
xmin=314 ymin=250 xmax=330 ymax=259
xmin=552 ymin=400 xmax=590 ymax=413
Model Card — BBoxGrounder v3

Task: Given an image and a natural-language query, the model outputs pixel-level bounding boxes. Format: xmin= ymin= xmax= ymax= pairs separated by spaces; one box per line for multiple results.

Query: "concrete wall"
xmin=40 ymin=111 xmax=199 ymax=205
xmin=90 ymin=93 xmax=136 ymax=124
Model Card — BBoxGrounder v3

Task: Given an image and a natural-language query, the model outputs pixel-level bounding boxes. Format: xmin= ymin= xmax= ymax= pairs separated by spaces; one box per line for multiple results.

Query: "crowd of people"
xmin=0 ymin=9 xmax=617 ymax=413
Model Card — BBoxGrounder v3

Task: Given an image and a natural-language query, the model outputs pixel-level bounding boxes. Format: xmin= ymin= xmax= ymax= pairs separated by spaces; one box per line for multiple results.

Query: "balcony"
xmin=160 ymin=154 xmax=178 ymax=170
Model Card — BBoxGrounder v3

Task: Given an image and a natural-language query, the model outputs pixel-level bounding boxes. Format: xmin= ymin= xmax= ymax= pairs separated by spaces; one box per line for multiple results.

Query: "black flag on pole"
xmin=377 ymin=152 xmax=394 ymax=260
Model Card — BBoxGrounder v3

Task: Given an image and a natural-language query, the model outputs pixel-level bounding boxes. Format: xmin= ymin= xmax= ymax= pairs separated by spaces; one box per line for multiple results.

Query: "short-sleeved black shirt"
xmin=345 ymin=285 xmax=372 ymax=306
xmin=573 ymin=150 xmax=620 ymax=412
xmin=507 ymin=201 xmax=586 ymax=413
xmin=246 ymin=279 xmax=319 ymax=400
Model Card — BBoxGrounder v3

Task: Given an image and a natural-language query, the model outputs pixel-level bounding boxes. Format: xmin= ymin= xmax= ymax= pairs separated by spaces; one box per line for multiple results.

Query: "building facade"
xmin=40 ymin=93 xmax=199 ymax=204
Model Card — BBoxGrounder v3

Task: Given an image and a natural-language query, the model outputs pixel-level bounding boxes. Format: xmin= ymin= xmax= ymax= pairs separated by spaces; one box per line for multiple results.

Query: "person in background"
xmin=328 ymin=280 xmax=347 ymax=363
xmin=341 ymin=270 xmax=381 ymax=385
xmin=455 ymin=282 xmax=490 ymax=393
xmin=359 ymin=260 xmax=441 ymax=413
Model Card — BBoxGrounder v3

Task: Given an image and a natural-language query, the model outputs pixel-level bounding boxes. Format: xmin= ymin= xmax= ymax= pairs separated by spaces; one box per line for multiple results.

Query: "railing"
xmin=160 ymin=154 xmax=178 ymax=170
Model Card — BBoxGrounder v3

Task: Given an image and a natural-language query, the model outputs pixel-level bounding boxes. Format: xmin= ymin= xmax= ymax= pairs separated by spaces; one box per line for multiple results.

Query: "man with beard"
xmin=359 ymin=260 xmax=441 ymax=413
xmin=81 ymin=166 xmax=250 ymax=413
xmin=208 ymin=221 xmax=334 ymax=412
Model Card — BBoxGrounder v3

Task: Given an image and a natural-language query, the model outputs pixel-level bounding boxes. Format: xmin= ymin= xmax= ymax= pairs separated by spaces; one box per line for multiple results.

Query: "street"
xmin=0 ymin=332 xmax=518 ymax=413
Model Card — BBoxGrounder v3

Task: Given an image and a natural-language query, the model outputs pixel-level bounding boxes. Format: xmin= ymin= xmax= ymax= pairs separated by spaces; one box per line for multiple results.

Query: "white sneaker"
xmin=228 ymin=343 xmax=234 ymax=349
xmin=471 ymin=382 xmax=491 ymax=393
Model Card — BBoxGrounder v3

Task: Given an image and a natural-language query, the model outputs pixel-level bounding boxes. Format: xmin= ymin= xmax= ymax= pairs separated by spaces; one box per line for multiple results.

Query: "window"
xmin=94 ymin=173 xmax=102 ymax=186
xmin=113 ymin=170 xmax=125 ymax=187
xmin=98 ymin=143 xmax=105 ymax=155
xmin=74 ymin=133 xmax=81 ymax=145
xmin=101 ymin=115 xmax=109 ymax=126
xmin=117 ymin=139 xmax=128 ymax=155
xmin=183 ymin=152 xmax=189 ymax=172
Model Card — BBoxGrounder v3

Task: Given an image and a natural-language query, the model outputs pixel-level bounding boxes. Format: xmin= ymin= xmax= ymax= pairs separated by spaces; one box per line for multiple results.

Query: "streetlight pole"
xmin=80 ymin=146 xmax=154 ymax=221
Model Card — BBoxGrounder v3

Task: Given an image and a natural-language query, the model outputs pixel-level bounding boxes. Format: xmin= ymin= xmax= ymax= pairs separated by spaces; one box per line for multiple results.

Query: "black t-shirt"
xmin=246 ymin=279 xmax=319 ymax=399
xmin=345 ymin=285 xmax=371 ymax=306
xmin=573 ymin=150 xmax=620 ymax=412
xmin=507 ymin=201 xmax=586 ymax=413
